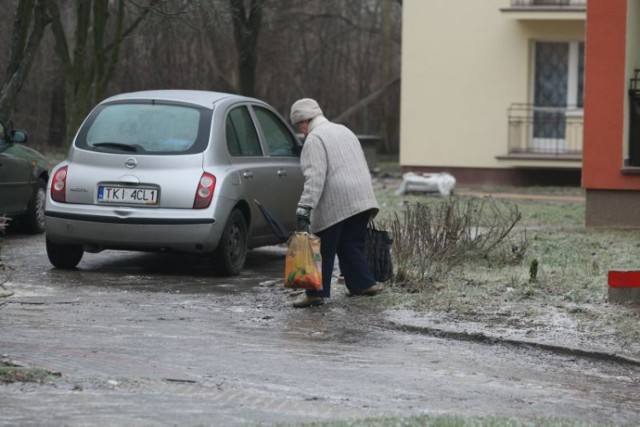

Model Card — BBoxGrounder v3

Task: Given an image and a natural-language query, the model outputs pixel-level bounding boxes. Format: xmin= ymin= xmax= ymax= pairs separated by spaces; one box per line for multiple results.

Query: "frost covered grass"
xmin=372 ymin=179 xmax=640 ymax=351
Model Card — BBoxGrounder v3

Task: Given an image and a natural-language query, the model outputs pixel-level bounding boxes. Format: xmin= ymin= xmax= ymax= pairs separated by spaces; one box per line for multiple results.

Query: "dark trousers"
xmin=307 ymin=211 xmax=375 ymax=298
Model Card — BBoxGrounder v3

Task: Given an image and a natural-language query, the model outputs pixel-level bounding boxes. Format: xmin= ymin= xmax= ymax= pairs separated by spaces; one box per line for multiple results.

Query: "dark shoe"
xmin=292 ymin=294 xmax=324 ymax=308
xmin=346 ymin=284 xmax=381 ymax=297
xmin=360 ymin=284 xmax=382 ymax=296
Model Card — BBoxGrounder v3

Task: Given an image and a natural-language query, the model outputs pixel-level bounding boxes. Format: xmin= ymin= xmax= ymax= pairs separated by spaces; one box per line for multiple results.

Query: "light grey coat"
xmin=298 ymin=118 xmax=379 ymax=233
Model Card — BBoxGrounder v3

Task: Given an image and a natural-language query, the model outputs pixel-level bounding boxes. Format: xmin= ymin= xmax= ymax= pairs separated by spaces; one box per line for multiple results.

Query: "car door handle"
xmin=277 ymin=169 xmax=287 ymax=177
xmin=242 ymin=171 xmax=254 ymax=179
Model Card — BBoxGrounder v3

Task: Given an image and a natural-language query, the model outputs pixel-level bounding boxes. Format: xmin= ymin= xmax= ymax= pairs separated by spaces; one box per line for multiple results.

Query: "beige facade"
xmin=400 ymin=0 xmax=586 ymax=183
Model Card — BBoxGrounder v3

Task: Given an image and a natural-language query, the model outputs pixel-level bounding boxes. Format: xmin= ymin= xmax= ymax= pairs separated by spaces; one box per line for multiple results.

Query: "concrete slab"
xmin=607 ymin=270 xmax=640 ymax=304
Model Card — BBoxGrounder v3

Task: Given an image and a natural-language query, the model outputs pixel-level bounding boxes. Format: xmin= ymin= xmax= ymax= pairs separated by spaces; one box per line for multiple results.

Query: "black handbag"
xmin=364 ymin=222 xmax=394 ymax=282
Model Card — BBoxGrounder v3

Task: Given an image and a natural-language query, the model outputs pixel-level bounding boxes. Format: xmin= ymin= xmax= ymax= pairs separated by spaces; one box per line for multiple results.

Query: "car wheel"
xmin=22 ymin=178 xmax=47 ymax=234
xmin=212 ymin=209 xmax=248 ymax=276
xmin=46 ymin=238 xmax=83 ymax=269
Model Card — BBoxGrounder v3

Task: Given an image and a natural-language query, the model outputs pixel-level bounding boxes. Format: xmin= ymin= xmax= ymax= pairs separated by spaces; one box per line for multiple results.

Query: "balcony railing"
xmin=509 ymin=0 xmax=586 ymax=7
xmin=507 ymin=104 xmax=583 ymax=157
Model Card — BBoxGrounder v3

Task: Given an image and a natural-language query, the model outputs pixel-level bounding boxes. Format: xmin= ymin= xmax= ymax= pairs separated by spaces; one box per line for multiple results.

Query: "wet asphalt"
xmin=1 ymin=233 xmax=639 ymax=426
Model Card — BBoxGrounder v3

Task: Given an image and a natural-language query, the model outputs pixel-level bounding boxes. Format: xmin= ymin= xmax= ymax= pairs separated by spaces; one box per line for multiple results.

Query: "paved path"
xmin=2 ymin=233 xmax=639 ymax=426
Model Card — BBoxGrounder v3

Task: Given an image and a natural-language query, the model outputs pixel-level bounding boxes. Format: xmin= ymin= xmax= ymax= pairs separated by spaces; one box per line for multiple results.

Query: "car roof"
xmin=102 ymin=90 xmax=259 ymax=110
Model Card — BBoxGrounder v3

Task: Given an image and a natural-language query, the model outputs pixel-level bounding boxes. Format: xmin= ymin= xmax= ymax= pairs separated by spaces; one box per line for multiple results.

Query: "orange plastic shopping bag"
xmin=284 ymin=232 xmax=322 ymax=291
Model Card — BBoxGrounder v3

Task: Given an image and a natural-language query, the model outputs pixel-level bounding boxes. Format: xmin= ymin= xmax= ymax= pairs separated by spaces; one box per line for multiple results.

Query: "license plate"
xmin=98 ymin=186 xmax=158 ymax=205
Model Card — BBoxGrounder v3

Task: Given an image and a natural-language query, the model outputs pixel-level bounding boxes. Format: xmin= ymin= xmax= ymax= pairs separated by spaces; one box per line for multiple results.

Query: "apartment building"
xmin=400 ymin=0 xmax=586 ymax=185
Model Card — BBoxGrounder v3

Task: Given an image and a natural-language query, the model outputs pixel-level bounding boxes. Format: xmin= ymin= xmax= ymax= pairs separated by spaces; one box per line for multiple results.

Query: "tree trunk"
xmin=0 ymin=0 xmax=50 ymax=123
xmin=331 ymin=77 xmax=400 ymax=124
xmin=381 ymin=0 xmax=392 ymax=154
xmin=44 ymin=0 xmax=160 ymax=142
xmin=47 ymin=80 xmax=67 ymax=148
xmin=230 ymin=0 xmax=266 ymax=96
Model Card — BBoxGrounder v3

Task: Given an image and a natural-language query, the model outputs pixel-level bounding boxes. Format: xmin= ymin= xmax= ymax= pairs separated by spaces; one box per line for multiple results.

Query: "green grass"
xmin=515 ymin=199 xmax=584 ymax=228
xmin=0 ymin=361 xmax=54 ymax=384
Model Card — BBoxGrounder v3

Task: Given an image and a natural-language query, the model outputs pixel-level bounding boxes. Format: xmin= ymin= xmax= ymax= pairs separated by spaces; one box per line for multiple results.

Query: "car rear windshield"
xmin=76 ymin=101 xmax=212 ymax=155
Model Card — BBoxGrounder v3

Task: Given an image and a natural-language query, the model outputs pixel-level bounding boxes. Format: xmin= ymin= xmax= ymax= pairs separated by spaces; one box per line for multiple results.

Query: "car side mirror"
xmin=10 ymin=130 xmax=27 ymax=143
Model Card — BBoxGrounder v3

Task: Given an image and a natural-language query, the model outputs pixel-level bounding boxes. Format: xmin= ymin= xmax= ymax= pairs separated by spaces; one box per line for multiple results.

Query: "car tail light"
xmin=51 ymin=166 xmax=68 ymax=203
xmin=193 ymin=172 xmax=216 ymax=209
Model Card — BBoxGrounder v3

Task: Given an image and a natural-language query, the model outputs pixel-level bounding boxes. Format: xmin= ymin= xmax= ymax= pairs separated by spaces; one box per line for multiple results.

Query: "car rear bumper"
xmin=45 ymin=210 xmax=221 ymax=253
xmin=46 ymin=210 xmax=214 ymax=226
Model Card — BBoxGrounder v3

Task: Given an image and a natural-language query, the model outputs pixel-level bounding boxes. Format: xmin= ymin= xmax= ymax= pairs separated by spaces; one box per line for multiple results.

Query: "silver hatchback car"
xmin=45 ymin=90 xmax=304 ymax=275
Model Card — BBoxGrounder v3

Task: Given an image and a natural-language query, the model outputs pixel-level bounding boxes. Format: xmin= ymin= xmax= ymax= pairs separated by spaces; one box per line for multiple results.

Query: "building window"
xmin=534 ymin=41 xmax=584 ymax=109
xmin=532 ymin=40 xmax=584 ymax=149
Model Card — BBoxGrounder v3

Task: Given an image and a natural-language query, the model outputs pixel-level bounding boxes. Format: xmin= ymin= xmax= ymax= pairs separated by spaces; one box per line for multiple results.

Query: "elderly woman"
xmin=290 ymin=98 xmax=380 ymax=308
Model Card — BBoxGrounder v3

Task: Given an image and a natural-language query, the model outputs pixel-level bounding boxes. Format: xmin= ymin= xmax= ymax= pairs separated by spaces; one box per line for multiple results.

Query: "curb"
xmin=386 ymin=320 xmax=640 ymax=367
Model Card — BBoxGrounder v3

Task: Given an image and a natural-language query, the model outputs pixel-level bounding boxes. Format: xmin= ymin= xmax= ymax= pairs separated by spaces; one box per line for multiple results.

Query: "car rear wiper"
xmin=92 ymin=142 xmax=139 ymax=152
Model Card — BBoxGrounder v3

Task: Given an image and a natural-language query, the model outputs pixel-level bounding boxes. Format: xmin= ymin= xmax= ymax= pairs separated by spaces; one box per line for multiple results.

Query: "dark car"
xmin=0 ymin=121 xmax=49 ymax=233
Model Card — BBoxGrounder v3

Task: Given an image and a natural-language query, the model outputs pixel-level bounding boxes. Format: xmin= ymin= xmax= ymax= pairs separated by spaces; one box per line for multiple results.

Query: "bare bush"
xmin=0 ymin=216 xmax=9 ymax=234
xmin=0 ymin=216 xmax=9 ymax=286
xmin=389 ymin=197 xmax=528 ymax=286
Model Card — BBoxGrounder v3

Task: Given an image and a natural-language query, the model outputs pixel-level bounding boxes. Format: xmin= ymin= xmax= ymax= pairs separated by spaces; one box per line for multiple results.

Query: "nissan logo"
xmin=125 ymin=157 xmax=138 ymax=169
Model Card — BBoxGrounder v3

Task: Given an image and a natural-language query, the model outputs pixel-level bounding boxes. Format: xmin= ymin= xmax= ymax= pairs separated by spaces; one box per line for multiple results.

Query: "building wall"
xmin=624 ymin=0 xmax=640 ymax=161
xmin=400 ymin=0 xmax=585 ymax=176
xmin=583 ymin=0 xmax=640 ymax=227
xmin=582 ymin=0 xmax=630 ymax=189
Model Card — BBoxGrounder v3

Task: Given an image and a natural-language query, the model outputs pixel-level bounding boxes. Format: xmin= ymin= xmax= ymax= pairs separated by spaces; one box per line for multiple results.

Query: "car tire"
xmin=46 ymin=238 xmax=83 ymax=269
xmin=22 ymin=178 xmax=47 ymax=234
xmin=212 ymin=209 xmax=248 ymax=276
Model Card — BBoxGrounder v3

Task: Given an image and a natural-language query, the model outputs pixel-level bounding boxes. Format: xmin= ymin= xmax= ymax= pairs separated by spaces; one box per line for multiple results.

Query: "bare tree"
xmin=229 ymin=0 xmax=267 ymax=96
xmin=0 ymin=0 xmax=402 ymax=154
xmin=257 ymin=0 xmax=402 ymax=151
xmin=111 ymin=1 xmax=236 ymax=93
xmin=0 ymin=0 xmax=50 ymax=123
xmin=43 ymin=0 xmax=162 ymax=141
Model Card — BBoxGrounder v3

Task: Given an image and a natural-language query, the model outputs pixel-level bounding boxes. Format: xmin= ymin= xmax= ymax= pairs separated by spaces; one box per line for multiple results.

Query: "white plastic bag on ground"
xmin=394 ymin=172 xmax=456 ymax=196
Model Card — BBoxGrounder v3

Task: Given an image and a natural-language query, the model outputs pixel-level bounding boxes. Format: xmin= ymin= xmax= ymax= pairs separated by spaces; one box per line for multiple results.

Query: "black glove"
xmin=296 ymin=205 xmax=311 ymax=232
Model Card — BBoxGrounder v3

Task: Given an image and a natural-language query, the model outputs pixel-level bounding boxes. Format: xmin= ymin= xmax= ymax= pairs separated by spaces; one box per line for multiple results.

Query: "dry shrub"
xmin=0 ymin=216 xmax=8 ymax=234
xmin=389 ymin=197 xmax=527 ymax=286
xmin=0 ymin=216 xmax=8 ymax=285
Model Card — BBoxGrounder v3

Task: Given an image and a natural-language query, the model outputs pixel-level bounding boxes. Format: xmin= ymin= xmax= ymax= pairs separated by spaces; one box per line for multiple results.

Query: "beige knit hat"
xmin=290 ymin=98 xmax=323 ymax=124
